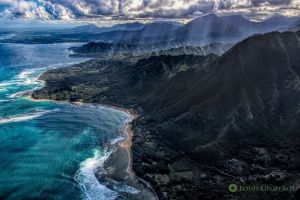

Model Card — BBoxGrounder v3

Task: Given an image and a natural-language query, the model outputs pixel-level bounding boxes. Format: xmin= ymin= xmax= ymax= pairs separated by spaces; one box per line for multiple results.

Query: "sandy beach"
xmin=27 ymin=94 xmax=157 ymax=199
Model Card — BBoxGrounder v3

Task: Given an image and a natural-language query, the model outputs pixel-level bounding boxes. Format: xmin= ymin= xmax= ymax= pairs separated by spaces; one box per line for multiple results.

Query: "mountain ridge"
xmin=78 ymin=14 xmax=300 ymax=46
xmin=32 ymin=31 xmax=300 ymax=199
xmin=72 ymin=22 xmax=145 ymax=33
xmin=2 ymin=14 xmax=299 ymax=46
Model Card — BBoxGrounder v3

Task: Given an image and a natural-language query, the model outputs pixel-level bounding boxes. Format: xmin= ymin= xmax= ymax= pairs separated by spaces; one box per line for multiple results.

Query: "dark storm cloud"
xmin=251 ymin=0 xmax=292 ymax=6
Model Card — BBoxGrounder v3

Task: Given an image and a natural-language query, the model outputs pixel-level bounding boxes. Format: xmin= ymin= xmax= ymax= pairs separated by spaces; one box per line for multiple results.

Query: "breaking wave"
xmin=0 ymin=109 xmax=58 ymax=124
xmin=75 ymin=149 xmax=119 ymax=200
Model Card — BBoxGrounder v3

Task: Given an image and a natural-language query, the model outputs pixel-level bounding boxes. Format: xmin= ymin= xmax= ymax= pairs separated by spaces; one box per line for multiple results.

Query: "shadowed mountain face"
xmin=143 ymin=31 xmax=300 ymax=161
xmin=135 ymin=31 xmax=300 ymax=199
xmin=70 ymin=41 xmax=233 ymax=57
xmin=32 ymin=31 xmax=300 ymax=199
xmin=32 ymin=54 xmax=217 ymax=104
xmin=173 ymin=14 xmax=249 ymax=44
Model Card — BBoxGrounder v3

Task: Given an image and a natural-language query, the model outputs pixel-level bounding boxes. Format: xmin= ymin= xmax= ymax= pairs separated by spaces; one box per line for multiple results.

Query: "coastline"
xmin=0 ymin=43 xmax=159 ymax=199
xmin=27 ymin=94 xmax=158 ymax=199
xmin=26 ymin=56 xmax=162 ymax=199
xmin=27 ymin=95 xmax=137 ymax=175
xmin=104 ymin=104 xmax=137 ymax=178
xmin=13 ymin=31 xmax=300 ymax=200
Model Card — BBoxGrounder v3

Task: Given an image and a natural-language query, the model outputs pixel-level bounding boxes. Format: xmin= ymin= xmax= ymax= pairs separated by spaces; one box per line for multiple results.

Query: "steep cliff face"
xmin=142 ymin=31 xmax=300 ymax=162
xmin=130 ymin=32 xmax=300 ymax=200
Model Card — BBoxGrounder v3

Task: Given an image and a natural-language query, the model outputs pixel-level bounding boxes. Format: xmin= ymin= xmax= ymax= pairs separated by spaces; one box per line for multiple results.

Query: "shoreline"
xmin=26 ymin=78 xmax=138 ymax=178
xmin=2 ymin=44 xmax=159 ymax=199
xmin=107 ymin=105 xmax=137 ymax=177
xmin=27 ymin=95 xmax=137 ymax=175
xmin=27 ymin=95 xmax=158 ymax=198
xmin=24 ymin=53 xmax=158 ymax=198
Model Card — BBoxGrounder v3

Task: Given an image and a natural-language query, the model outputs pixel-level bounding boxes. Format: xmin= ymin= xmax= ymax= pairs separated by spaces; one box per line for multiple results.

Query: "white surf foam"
xmin=0 ymin=109 xmax=58 ymax=124
xmin=46 ymin=62 xmax=81 ymax=70
xmin=17 ymin=70 xmax=41 ymax=86
xmin=109 ymin=179 xmax=140 ymax=194
xmin=110 ymin=136 xmax=124 ymax=145
xmin=0 ymin=82 xmax=11 ymax=87
xmin=18 ymin=70 xmax=34 ymax=79
xmin=0 ymin=33 xmax=16 ymax=40
xmin=75 ymin=149 xmax=119 ymax=200
xmin=0 ymin=82 xmax=11 ymax=90
xmin=8 ymin=89 xmax=34 ymax=98
xmin=0 ymin=80 xmax=22 ymax=87
xmin=15 ymin=62 xmax=83 ymax=87
xmin=0 ymin=99 xmax=15 ymax=103
xmin=0 ymin=81 xmax=20 ymax=92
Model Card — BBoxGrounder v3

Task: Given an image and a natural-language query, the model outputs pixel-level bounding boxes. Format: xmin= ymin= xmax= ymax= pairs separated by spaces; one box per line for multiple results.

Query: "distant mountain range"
xmin=71 ymin=22 xmax=145 ymax=33
xmin=66 ymin=14 xmax=299 ymax=56
xmin=287 ymin=20 xmax=300 ymax=32
xmin=80 ymin=14 xmax=300 ymax=45
xmin=80 ymin=21 xmax=182 ymax=44
xmin=2 ymin=14 xmax=299 ymax=47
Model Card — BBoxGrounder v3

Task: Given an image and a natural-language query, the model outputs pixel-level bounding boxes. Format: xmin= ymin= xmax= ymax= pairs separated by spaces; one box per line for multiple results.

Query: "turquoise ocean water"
xmin=0 ymin=42 xmax=129 ymax=200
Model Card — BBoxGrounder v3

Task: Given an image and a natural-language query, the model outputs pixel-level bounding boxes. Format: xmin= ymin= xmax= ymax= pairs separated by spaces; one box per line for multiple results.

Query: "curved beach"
xmin=28 ymin=96 xmax=158 ymax=199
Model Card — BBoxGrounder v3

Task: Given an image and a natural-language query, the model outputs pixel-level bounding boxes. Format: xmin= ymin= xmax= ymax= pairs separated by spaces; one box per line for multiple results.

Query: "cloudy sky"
xmin=0 ymin=0 xmax=299 ymax=21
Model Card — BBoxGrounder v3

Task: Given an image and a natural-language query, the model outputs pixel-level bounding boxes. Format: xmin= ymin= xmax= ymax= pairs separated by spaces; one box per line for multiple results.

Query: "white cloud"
xmin=0 ymin=0 xmax=74 ymax=20
xmin=0 ymin=0 xmax=14 ymax=4
xmin=0 ymin=0 xmax=299 ymax=20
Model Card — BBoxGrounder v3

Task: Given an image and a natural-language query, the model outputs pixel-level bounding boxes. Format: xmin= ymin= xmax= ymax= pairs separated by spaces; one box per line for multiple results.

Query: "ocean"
xmin=0 ymin=43 xmax=130 ymax=200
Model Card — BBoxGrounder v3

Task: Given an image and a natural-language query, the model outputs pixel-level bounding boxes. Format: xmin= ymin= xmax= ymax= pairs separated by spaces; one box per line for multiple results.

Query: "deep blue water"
xmin=0 ymin=43 xmax=129 ymax=200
